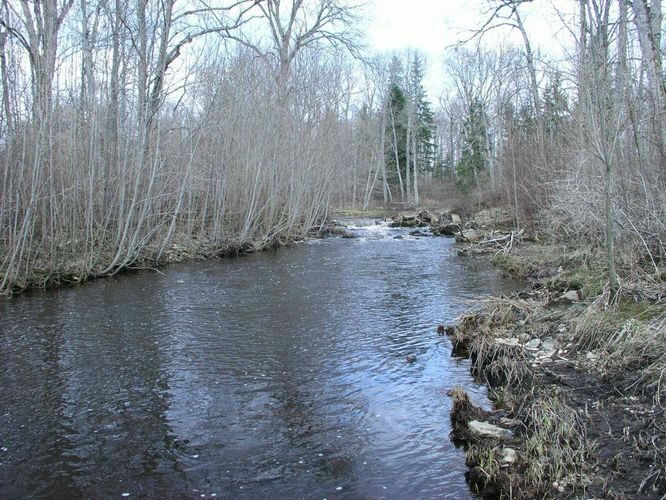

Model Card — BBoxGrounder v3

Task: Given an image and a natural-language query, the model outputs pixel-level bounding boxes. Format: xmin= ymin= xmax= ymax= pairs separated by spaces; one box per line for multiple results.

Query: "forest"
xmin=0 ymin=0 xmax=664 ymax=295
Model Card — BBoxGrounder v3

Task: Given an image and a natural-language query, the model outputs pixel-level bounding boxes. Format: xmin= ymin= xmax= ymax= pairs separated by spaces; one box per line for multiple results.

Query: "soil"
xmin=544 ymin=360 xmax=665 ymax=499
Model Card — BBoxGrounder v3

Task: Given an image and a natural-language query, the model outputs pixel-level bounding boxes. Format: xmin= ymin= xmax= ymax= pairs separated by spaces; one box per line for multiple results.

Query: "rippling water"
xmin=0 ymin=220 xmax=518 ymax=499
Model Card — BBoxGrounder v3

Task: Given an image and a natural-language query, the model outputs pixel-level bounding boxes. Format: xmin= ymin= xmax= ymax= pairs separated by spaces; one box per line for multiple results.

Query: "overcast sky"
xmin=363 ymin=0 xmax=578 ymax=97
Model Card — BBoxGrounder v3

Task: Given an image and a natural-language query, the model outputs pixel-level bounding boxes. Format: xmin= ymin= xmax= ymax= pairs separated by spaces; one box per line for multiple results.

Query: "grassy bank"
xmin=447 ymin=238 xmax=666 ymax=498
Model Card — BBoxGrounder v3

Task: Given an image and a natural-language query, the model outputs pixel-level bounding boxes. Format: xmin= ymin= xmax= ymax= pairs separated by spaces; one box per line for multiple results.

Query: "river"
xmin=0 ymin=220 xmax=518 ymax=499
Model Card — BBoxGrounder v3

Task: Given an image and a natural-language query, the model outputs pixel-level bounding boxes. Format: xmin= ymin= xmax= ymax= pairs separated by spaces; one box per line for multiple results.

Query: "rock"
xmin=451 ymin=213 xmax=462 ymax=224
xmin=517 ymin=333 xmax=531 ymax=344
xmin=468 ymin=420 xmax=514 ymax=439
xmin=500 ymin=447 xmax=518 ymax=465
xmin=552 ymin=481 xmax=565 ymax=493
xmin=546 ymin=291 xmax=582 ymax=307
xmin=409 ymin=229 xmax=428 ymax=237
xmin=541 ymin=336 xmax=557 ymax=352
xmin=437 ymin=324 xmax=445 ymax=335
xmin=539 ymin=351 xmax=557 ymax=361
xmin=341 ymin=231 xmax=356 ymax=238
xmin=393 ymin=235 xmax=404 ymax=240
xmin=390 ymin=213 xmax=422 ymax=228
xmin=455 ymin=229 xmax=482 ymax=243
xmin=499 ymin=417 xmax=521 ymax=428
xmin=495 ymin=338 xmax=520 ymax=347
xmin=326 ymin=226 xmax=349 ymax=236
xmin=418 ymin=209 xmax=438 ymax=224
xmin=525 ymin=338 xmax=541 ymax=349
xmin=406 ymin=354 xmax=417 ymax=364
xmin=561 ymin=290 xmax=581 ymax=302
xmin=436 ymin=222 xmax=461 ymax=236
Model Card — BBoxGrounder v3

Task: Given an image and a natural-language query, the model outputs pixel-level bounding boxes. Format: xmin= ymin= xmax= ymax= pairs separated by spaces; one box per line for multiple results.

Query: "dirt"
xmin=547 ymin=362 xmax=665 ymax=498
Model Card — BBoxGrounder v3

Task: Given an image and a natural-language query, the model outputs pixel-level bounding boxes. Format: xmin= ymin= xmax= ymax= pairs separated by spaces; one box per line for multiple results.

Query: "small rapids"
xmin=0 ymin=219 xmax=518 ymax=499
xmin=339 ymin=218 xmax=432 ymax=241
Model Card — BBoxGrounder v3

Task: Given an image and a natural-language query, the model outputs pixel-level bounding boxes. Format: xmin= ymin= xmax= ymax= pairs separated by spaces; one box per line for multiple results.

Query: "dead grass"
xmin=571 ymin=298 xmax=666 ymax=397
xmin=469 ymin=336 xmax=533 ymax=387
xmin=521 ymin=390 xmax=594 ymax=493
xmin=449 ymin=222 xmax=666 ymax=498
xmin=449 ymin=386 xmax=492 ymax=441
xmin=455 ymin=297 xmax=543 ymax=388
xmin=449 ymin=385 xmax=594 ymax=499
xmin=492 ymin=242 xmax=600 ymax=281
xmin=487 ymin=237 xmax=666 ymax=399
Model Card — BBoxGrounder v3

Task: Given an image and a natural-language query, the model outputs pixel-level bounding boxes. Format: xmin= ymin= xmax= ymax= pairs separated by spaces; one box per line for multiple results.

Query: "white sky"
xmin=363 ymin=0 xmax=578 ymax=98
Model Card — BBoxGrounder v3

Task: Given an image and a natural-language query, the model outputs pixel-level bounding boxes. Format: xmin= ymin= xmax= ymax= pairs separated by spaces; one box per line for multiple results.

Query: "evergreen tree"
xmin=384 ymin=57 xmax=408 ymax=194
xmin=409 ymin=55 xmax=436 ymax=173
xmin=542 ymin=71 xmax=569 ymax=140
xmin=455 ymin=97 xmax=488 ymax=193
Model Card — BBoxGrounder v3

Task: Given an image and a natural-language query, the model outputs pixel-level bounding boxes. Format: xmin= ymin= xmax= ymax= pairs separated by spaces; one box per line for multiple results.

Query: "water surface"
xmin=0 ymin=221 xmax=517 ymax=498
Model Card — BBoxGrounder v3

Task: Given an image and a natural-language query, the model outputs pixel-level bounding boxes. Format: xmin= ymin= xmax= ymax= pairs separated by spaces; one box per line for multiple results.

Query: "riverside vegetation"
xmin=438 ymin=211 xmax=665 ymax=499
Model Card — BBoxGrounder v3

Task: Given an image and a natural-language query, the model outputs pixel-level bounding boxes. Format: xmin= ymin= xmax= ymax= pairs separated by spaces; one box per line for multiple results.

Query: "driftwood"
xmin=476 ymin=229 xmax=524 ymax=253
xmin=458 ymin=229 xmax=524 ymax=257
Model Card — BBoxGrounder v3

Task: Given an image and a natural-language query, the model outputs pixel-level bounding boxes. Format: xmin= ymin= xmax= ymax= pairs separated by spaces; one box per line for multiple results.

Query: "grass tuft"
xmin=521 ymin=391 xmax=594 ymax=493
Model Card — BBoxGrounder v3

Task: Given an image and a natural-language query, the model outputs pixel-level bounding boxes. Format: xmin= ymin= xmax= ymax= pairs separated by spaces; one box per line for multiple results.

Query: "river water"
xmin=0 ymin=220 xmax=517 ymax=499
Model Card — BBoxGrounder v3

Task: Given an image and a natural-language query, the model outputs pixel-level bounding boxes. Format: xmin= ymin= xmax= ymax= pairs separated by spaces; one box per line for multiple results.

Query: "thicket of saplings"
xmin=0 ymin=0 xmax=380 ymax=295
xmin=0 ymin=54 xmax=353 ymax=295
xmin=504 ymin=10 xmax=665 ymax=391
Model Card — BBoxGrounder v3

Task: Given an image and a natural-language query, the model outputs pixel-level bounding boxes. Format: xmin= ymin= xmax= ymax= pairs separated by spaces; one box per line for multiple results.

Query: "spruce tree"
xmin=456 ymin=97 xmax=488 ymax=193
xmin=384 ymin=57 xmax=408 ymax=195
xmin=409 ymin=55 xmax=436 ymax=174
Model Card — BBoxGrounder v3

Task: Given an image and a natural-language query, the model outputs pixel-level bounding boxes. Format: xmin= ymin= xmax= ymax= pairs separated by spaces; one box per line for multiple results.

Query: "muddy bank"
xmin=444 ymin=238 xmax=666 ymax=498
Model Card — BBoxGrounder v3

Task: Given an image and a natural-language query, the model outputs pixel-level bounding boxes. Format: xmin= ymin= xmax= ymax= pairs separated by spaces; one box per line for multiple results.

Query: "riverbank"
xmin=0 ymin=237 xmax=273 ymax=296
xmin=0 ymin=222 xmax=341 ymax=296
xmin=0 ymin=205 xmax=443 ymax=296
xmin=444 ymin=234 xmax=666 ymax=498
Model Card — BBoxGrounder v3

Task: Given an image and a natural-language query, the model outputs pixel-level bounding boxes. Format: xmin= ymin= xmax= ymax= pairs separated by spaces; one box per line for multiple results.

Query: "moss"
xmin=491 ymin=252 xmax=534 ymax=279
xmin=615 ymin=299 xmax=666 ymax=321
xmin=492 ymin=244 xmax=569 ymax=280
xmin=545 ymin=268 xmax=606 ymax=297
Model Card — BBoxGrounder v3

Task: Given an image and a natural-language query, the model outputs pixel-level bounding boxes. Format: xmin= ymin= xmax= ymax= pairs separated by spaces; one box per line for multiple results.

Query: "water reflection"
xmin=0 ymin=221 xmax=518 ymax=498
